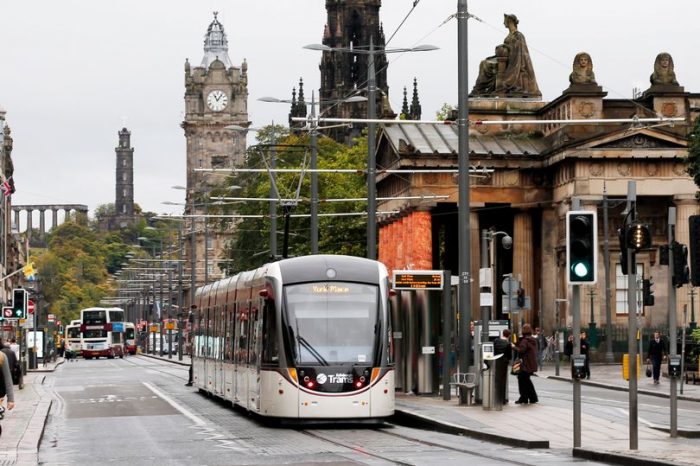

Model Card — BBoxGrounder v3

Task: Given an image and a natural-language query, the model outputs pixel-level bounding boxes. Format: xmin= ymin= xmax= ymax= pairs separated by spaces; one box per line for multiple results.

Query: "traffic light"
xmin=642 ymin=278 xmax=655 ymax=306
xmin=566 ymin=211 xmax=597 ymax=284
xmin=671 ymin=241 xmax=690 ymax=288
xmin=618 ymin=228 xmax=631 ymax=275
xmin=690 ymin=215 xmax=700 ymax=286
xmin=12 ymin=288 xmax=27 ymax=319
xmin=516 ymin=288 xmax=525 ymax=308
xmin=626 ymin=222 xmax=651 ymax=251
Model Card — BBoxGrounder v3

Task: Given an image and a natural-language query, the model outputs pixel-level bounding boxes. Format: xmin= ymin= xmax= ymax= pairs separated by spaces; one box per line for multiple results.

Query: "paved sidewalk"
xmin=396 ymin=363 xmax=700 ymax=466
xmin=0 ymin=358 xmax=63 ymax=464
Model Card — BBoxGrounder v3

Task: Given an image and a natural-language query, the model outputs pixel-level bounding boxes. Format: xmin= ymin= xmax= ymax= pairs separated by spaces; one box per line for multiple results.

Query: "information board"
xmin=393 ymin=270 xmax=443 ymax=290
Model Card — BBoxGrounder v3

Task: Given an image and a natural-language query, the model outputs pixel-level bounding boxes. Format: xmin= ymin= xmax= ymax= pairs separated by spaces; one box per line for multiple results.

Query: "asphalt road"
xmin=38 ymin=356 xmax=612 ymax=465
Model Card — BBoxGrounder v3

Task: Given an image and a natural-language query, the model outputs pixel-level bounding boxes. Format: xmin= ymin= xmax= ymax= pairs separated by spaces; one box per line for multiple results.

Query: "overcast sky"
xmin=1 ymin=1 xmax=698 ymax=223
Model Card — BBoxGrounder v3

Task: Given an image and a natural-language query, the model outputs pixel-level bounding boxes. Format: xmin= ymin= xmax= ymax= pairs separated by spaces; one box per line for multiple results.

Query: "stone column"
xmin=52 ymin=208 xmax=58 ymax=230
xmin=541 ymin=205 xmax=559 ymax=333
xmin=674 ymin=197 xmax=699 ymax=323
xmin=26 ymin=209 xmax=32 ymax=234
xmin=39 ymin=209 xmax=46 ymax=238
xmin=513 ymin=210 xmax=534 ymax=324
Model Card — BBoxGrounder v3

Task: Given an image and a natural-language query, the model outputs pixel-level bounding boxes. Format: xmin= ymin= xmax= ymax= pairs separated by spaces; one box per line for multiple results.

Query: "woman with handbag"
xmin=514 ymin=324 xmax=539 ymax=404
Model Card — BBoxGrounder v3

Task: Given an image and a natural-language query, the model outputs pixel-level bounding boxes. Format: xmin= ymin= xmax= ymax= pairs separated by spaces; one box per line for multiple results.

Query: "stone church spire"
xmin=320 ymin=0 xmax=388 ymax=143
xmin=201 ymin=11 xmax=233 ymax=69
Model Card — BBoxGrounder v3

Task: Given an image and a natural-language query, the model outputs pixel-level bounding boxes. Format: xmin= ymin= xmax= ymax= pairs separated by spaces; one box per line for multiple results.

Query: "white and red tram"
xmin=192 ymin=255 xmax=395 ymax=421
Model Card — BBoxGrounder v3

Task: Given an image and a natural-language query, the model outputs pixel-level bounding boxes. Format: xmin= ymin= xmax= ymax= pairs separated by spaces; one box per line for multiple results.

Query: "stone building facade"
xmin=182 ymin=12 xmax=249 ymax=290
xmin=376 ymin=54 xmax=699 ymax=341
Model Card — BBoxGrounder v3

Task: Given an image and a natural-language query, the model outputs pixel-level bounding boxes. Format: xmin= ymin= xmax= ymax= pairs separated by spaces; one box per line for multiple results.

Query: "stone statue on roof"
xmin=569 ymin=52 xmax=596 ymax=85
xmin=650 ymin=52 xmax=679 ymax=86
xmin=470 ymin=14 xmax=541 ymax=98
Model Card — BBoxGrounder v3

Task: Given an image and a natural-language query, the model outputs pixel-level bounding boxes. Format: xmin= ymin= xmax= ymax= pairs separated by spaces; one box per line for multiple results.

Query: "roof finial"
xmin=213 ymin=11 xmax=218 ymax=20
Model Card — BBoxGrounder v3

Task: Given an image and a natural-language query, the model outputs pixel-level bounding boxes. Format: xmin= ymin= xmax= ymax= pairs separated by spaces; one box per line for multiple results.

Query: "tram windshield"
xmin=284 ymin=282 xmax=378 ymax=365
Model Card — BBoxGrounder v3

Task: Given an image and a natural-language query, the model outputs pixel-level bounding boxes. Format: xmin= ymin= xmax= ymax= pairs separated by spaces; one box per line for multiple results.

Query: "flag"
xmin=1 ymin=179 xmax=11 ymax=197
xmin=22 ymin=262 xmax=36 ymax=280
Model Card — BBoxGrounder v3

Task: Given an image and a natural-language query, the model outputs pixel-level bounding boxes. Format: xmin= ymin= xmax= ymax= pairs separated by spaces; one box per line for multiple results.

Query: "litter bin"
xmin=482 ymin=342 xmax=503 ymax=411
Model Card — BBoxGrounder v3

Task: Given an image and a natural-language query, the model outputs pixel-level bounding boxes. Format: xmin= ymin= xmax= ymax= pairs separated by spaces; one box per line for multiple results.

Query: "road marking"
xmin=615 ymin=408 xmax=656 ymax=428
xmin=142 ymin=382 xmax=206 ymax=426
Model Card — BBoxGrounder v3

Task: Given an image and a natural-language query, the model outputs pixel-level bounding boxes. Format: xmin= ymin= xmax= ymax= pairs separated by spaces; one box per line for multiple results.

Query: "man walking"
xmin=646 ymin=331 xmax=666 ymax=384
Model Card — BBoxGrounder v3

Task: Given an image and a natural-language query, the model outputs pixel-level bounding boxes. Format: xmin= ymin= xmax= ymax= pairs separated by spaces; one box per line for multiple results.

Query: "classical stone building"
xmin=181 ymin=12 xmax=249 ymax=288
xmin=376 ymin=47 xmax=699 ymax=389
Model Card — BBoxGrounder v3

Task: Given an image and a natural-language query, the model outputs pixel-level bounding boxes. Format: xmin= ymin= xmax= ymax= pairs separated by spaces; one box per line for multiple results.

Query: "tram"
xmin=192 ymin=255 xmax=395 ymax=422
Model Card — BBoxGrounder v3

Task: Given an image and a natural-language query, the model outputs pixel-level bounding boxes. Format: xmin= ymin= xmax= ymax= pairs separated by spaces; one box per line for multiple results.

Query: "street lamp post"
xmin=226 ymin=124 xmax=278 ymax=259
xmin=303 ymin=41 xmax=437 ymax=260
xmin=259 ymin=95 xmax=366 ymax=255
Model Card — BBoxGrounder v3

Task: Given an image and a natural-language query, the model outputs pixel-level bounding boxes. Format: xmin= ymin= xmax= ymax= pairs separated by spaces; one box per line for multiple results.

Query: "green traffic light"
xmin=573 ymin=262 xmax=589 ymax=278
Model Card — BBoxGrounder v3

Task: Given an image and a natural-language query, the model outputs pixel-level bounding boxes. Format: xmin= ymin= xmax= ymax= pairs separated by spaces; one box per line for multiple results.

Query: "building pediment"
xmin=580 ymin=128 xmax=686 ymax=151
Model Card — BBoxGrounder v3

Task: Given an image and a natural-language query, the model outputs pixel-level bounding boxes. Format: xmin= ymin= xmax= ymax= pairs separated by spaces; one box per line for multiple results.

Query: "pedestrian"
xmin=0 ymin=344 xmax=16 ymax=436
xmin=8 ymin=339 xmax=19 ymax=360
xmin=580 ymin=331 xmax=591 ymax=379
xmin=564 ymin=333 xmax=574 ymax=360
xmin=535 ymin=327 xmax=548 ymax=371
xmin=646 ymin=331 xmax=666 ymax=384
xmin=0 ymin=339 xmax=22 ymax=389
xmin=494 ymin=329 xmax=512 ymax=404
xmin=513 ymin=324 xmax=538 ymax=404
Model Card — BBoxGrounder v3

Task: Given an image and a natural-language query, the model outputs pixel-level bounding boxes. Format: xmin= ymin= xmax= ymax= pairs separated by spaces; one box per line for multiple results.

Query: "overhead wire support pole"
xmin=571 ymin=198 xmax=582 ymax=448
xmin=457 ymin=0 xmax=473 ymax=383
xmin=626 ymin=180 xmax=639 ymax=450
xmin=310 ymin=92 xmax=319 ymax=255
xmin=367 ymin=36 xmax=377 ymax=260
xmin=668 ymin=207 xmax=677 ymax=438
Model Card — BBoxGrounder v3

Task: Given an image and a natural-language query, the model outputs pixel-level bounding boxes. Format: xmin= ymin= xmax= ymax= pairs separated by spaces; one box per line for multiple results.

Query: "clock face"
xmin=207 ymin=90 xmax=228 ymax=112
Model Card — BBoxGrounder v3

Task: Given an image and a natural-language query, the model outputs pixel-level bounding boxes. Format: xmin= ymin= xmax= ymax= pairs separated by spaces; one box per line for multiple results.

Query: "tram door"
xmin=248 ymin=300 xmax=262 ymax=412
xmin=215 ymin=305 xmax=225 ymax=396
xmin=234 ymin=301 xmax=248 ymax=405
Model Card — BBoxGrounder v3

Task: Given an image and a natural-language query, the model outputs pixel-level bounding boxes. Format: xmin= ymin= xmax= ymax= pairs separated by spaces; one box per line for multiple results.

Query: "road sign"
xmin=48 ymin=313 xmax=55 ymax=322
xmin=3 ymin=307 xmax=14 ymax=320
xmin=502 ymin=296 xmax=531 ymax=312
xmin=27 ymin=300 xmax=35 ymax=314
xmin=501 ymin=277 xmax=520 ymax=294
xmin=165 ymin=321 xmax=176 ymax=330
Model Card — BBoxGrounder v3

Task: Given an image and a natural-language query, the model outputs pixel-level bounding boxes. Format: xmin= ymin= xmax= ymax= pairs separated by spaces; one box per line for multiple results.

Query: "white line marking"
xmin=615 ymin=408 xmax=656 ymax=428
xmin=142 ymin=382 xmax=206 ymax=426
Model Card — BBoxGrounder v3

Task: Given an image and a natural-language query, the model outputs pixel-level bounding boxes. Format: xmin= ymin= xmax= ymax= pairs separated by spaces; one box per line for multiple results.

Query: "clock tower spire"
xmin=182 ymin=12 xmax=249 ymax=286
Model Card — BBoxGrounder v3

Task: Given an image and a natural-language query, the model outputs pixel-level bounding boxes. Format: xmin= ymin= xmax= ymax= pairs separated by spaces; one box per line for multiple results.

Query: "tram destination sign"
xmin=393 ymin=270 xmax=444 ymax=290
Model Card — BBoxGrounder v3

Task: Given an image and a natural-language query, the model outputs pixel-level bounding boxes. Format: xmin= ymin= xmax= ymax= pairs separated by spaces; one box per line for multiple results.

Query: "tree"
xmin=216 ymin=127 xmax=367 ymax=273
xmin=686 ymin=116 xmax=700 ymax=199
xmin=436 ymin=103 xmax=456 ymax=121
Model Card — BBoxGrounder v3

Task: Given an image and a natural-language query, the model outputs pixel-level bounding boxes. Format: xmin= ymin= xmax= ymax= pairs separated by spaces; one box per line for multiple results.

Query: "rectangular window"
xmin=615 ymin=263 xmax=645 ymax=315
xmin=206 ymin=236 xmax=214 ymax=250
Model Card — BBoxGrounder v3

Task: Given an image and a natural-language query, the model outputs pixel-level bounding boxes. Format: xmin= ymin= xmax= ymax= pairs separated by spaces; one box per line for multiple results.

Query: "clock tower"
xmin=182 ymin=12 xmax=248 ymax=284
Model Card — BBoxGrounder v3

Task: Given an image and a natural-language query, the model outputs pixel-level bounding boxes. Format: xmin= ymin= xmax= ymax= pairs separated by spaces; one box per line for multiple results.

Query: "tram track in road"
xmin=301 ymin=424 xmax=528 ymax=466
xmin=124 ymin=355 xmax=189 ymax=382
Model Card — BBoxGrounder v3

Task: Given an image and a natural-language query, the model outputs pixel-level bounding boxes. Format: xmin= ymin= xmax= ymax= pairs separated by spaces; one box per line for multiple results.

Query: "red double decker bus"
xmin=80 ymin=307 xmax=125 ymax=359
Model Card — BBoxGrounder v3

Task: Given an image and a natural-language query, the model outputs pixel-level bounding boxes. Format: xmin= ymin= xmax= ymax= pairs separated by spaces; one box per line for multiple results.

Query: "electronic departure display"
xmin=392 ymin=270 xmax=444 ymax=290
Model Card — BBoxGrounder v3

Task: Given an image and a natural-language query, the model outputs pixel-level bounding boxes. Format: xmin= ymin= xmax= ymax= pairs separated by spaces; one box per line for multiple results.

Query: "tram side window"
xmin=249 ymin=306 xmax=259 ymax=365
xmin=207 ymin=308 xmax=213 ymax=358
xmin=238 ymin=305 xmax=248 ymax=364
xmin=230 ymin=303 xmax=237 ymax=363
xmin=261 ymin=298 xmax=279 ymax=364
xmin=197 ymin=311 xmax=204 ymax=357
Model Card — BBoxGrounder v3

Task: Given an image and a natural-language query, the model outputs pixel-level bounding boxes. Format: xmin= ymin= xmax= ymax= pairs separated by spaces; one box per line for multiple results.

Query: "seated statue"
xmin=470 ymin=14 xmax=541 ymax=97
xmin=569 ymin=52 xmax=597 ymax=85
xmin=650 ymin=52 xmax=679 ymax=86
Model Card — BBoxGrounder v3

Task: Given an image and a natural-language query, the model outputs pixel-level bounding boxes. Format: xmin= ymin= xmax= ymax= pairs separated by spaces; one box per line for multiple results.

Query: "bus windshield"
xmin=83 ymin=310 xmax=107 ymax=325
xmin=67 ymin=327 xmax=81 ymax=339
xmin=284 ymin=282 xmax=378 ymax=366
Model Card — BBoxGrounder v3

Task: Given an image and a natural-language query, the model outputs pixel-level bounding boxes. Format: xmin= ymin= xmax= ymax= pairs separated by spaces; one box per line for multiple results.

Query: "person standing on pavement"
xmin=494 ymin=329 xmax=512 ymax=404
xmin=0 ymin=339 xmax=22 ymax=389
xmin=513 ymin=324 xmax=538 ymax=404
xmin=646 ymin=331 xmax=666 ymax=384
xmin=535 ymin=327 xmax=547 ymax=371
xmin=580 ymin=331 xmax=591 ymax=379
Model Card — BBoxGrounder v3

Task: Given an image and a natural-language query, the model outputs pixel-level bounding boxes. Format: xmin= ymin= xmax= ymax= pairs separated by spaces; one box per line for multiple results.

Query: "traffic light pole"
xmin=626 ymin=181 xmax=639 ymax=450
xmin=571 ymin=198 xmax=582 ymax=448
xmin=668 ymin=207 xmax=678 ymax=437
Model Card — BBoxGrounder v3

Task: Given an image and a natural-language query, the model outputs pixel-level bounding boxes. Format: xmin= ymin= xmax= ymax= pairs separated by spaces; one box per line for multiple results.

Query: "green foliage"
xmin=436 ymin=103 xmax=456 ymax=121
xmin=217 ymin=128 xmax=367 ymax=273
xmin=686 ymin=116 xmax=700 ymax=199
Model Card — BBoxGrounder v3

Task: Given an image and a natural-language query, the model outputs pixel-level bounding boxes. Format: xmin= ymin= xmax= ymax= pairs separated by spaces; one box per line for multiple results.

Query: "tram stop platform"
xmin=395 ymin=364 xmax=700 ymax=466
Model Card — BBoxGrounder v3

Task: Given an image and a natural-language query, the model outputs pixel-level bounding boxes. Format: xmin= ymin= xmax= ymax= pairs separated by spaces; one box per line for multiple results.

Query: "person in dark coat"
xmin=646 ymin=331 xmax=666 ymax=384
xmin=494 ymin=329 xmax=512 ymax=404
xmin=514 ymin=324 xmax=538 ymax=404
xmin=580 ymin=331 xmax=591 ymax=379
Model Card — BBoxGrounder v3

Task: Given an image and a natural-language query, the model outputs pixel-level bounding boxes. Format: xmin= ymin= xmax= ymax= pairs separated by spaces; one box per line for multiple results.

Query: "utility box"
xmin=482 ymin=343 xmax=503 ymax=411
xmin=571 ymin=356 xmax=586 ymax=379
xmin=622 ymin=354 xmax=641 ymax=380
